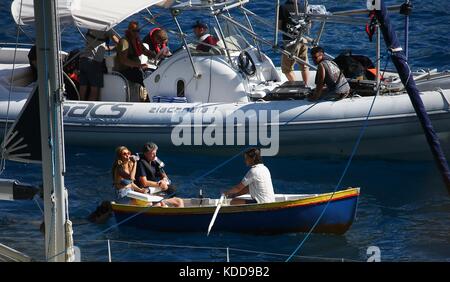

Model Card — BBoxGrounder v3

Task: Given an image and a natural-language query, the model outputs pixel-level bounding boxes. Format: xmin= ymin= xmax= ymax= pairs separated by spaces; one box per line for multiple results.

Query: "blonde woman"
xmin=112 ymin=146 xmax=146 ymax=199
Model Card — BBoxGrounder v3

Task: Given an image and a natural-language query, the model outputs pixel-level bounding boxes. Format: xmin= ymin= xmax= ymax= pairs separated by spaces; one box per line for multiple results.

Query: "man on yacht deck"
xmin=192 ymin=20 xmax=219 ymax=53
xmin=79 ymin=29 xmax=119 ymax=101
xmin=278 ymin=0 xmax=310 ymax=84
xmin=115 ymin=21 xmax=156 ymax=88
xmin=309 ymin=46 xmax=351 ymax=101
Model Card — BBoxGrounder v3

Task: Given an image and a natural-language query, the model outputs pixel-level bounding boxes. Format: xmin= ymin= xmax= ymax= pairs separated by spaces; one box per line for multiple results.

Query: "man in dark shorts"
xmin=79 ymin=29 xmax=119 ymax=101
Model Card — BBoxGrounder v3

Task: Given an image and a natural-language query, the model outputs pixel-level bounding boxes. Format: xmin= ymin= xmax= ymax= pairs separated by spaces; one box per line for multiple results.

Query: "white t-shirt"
xmin=241 ymin=163 xmax=275 ymax=203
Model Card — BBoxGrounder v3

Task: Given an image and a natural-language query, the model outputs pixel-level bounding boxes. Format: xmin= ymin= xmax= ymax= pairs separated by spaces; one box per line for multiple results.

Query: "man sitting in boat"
xmin=115 ymin=22 xmax=155 ymax=92
xmin=143 ymin=28 xmax=172 ymax=62
xmin=135 ymin=142 xmax=183 ymax=207
xmin=308 ymin=46 xmax=351 ymax=101
xmin=192 ymin=20 xmax=219 ymax=53
xmin=224 ymin=148 xmax=275 ymax=205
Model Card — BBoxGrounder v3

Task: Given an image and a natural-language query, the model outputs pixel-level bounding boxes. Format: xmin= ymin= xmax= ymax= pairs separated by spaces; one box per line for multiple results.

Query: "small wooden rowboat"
xmin=111 ymin=187 xmax=360 ymax=235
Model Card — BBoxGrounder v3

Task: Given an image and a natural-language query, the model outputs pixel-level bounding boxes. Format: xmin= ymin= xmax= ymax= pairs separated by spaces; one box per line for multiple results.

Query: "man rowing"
xmin=224 ymin=148 xmax=275 ymax=205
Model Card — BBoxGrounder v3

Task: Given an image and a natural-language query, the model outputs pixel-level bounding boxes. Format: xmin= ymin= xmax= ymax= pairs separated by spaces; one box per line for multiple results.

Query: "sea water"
xmin=0 ymin=0 xmax=449 ymax=261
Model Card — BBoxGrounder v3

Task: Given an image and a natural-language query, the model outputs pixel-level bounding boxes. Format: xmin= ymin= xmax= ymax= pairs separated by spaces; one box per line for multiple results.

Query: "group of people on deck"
xmin=112 ymin=144 xmax=276 ymax=207
xmin=29 ymin=0 xmax=351 ymax=103
xmin=46 ymin=19 xmax=219 ymax=102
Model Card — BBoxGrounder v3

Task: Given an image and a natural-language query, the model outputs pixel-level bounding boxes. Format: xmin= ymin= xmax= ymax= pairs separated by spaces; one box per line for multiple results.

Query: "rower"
xmin=224 ymin=148 xmax=275 ymax=205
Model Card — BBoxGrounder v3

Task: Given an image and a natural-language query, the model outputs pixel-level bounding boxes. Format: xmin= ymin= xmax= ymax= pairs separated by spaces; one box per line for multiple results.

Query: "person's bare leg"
xmin=79 ymin=85 xmax=88 ymax=100
xmin=174 ymin=198 xmax=184 ymax=208
xmin=301 ymin=69 xmax=309 ymax=86
xmin=164 ymin=197 xmax=184 ymax=208
xmin=88 ymin=86 xmax=100 ymax=101
xmin=285 ymin=71 xmax=296 ymax=81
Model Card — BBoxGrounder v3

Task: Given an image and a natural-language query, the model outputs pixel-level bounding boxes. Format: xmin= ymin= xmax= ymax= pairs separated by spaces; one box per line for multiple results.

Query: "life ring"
xmin=238 ymin=51 xmax=256 ymax=76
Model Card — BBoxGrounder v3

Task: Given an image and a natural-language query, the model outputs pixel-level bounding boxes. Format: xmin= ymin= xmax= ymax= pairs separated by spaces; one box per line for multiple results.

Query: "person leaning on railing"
xmin=79 ymin=29 xmax=119 ymax=101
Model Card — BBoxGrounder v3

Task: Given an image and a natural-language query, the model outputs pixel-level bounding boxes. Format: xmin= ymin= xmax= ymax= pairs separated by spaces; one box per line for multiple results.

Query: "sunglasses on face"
xmin=122 ymin=151 xmax=131 ymax=155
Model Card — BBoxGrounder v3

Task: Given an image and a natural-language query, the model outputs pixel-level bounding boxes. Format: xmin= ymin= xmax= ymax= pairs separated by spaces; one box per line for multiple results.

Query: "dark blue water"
xmin=1 ymin=0 xmax=449 ymax=262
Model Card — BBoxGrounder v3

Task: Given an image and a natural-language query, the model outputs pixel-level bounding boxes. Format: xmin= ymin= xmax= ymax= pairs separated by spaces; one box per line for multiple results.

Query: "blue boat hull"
xmin=112 ymin=191 xmax=359 ymax=235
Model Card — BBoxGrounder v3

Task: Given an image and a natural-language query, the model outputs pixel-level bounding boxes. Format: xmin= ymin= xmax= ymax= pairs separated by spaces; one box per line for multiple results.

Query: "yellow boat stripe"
xmin=112 ymin=187 xmax=360 ymax=215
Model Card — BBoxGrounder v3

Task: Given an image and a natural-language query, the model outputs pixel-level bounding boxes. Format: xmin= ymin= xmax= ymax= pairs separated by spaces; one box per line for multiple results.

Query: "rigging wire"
xmin=285 ymin=52 xmax=391 ymax=262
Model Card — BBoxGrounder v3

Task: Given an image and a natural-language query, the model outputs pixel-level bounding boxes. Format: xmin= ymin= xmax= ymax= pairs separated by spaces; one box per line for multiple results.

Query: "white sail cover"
xmin=11 ymin=0 xmax=174 ymax=31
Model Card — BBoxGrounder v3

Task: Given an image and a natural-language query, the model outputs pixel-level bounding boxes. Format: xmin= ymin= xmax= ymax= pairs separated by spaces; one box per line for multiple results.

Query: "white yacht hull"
xmin=1 ymin=91 xmax=450 ymax=159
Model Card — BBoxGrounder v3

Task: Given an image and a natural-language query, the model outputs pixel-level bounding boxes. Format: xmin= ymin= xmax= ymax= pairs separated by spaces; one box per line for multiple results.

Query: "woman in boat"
xmin=112 ymin=146 xmax=148 ymax=199
xmin=224 ymin=148 xmax=275 ymax=205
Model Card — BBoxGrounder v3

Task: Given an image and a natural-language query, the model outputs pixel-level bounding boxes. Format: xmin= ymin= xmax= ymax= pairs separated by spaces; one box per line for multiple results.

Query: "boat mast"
xmin=33 ymin=0 xmax=67 ymax=261
xmin=374 ymin=0 xmax=450 ymax=194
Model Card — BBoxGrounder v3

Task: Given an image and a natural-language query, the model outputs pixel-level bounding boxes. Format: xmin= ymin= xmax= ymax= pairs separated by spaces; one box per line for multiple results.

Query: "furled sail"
xmin=1 ymin=86 xmax=42 ymax=163
xmin=374 ymin=0 xmax=450 ymax=194
xmin=11 ymin=0 xmax=174 ymax=31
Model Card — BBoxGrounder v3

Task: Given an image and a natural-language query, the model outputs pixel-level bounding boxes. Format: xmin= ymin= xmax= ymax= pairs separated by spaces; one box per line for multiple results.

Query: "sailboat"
xmin=0 ymin=0 xmax=75 ymax=262
xmin=0 ymin=0 xmax=449 ymax=161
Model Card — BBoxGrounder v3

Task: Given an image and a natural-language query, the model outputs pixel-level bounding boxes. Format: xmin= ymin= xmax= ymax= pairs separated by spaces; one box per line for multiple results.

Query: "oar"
xmin=207 ymin=194 xmax=225 ymax=236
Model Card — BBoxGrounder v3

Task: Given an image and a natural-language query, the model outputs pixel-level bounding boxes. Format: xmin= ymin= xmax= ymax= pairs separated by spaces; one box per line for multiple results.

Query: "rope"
xmin=285 ymin=52 xmax=391 ymax=262
xmin=33 ymin=197 xmax=44 ymax=216
xmin=64 ymin=238 xmax=362 ymax=262
xmin=190 ymin=147 xmax=249 ymax=188
xmin=0 ymin=0 xmax=24 ymax=175
xmin=0 ymin=236 xmax=361 ymax=261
